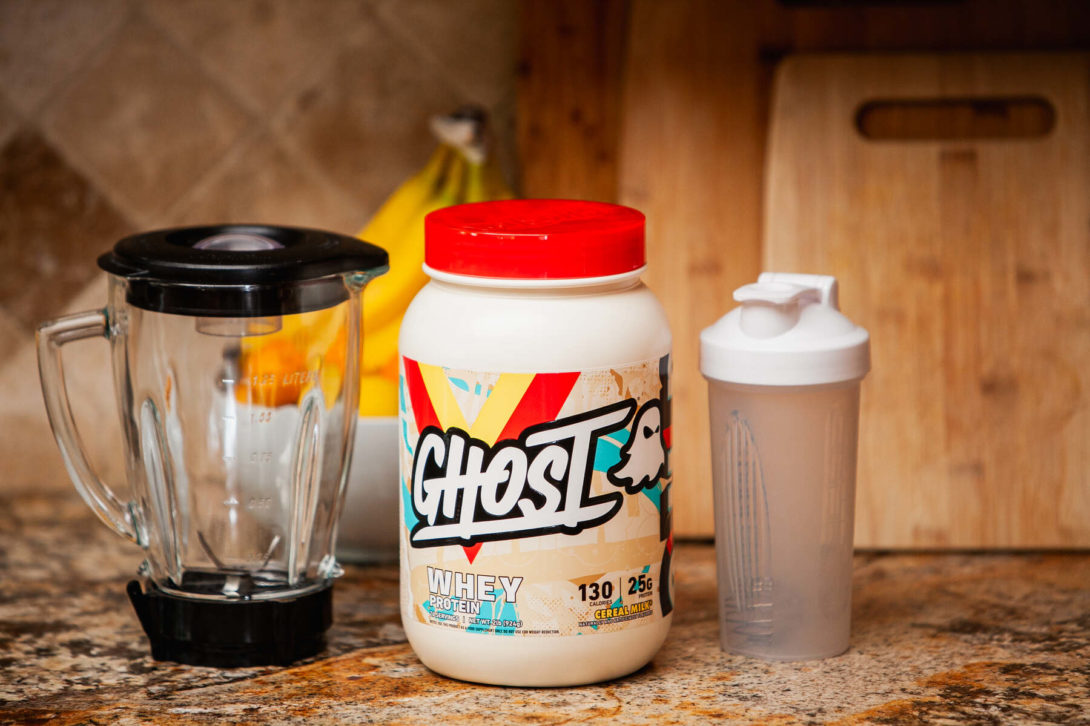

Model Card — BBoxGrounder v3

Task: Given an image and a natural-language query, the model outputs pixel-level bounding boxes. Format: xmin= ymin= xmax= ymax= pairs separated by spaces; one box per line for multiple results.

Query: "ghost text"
xmin=409 ymin=399 xmax=642 ymax=547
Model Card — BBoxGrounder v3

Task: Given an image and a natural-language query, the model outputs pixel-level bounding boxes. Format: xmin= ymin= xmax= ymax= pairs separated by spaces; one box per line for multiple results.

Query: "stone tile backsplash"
xmin=0 ymin=0 xmax=131 ymax=115
xmin=0 ymin=0 xmax=518 ymax=491
xmin=42 ymin=14 xmax=254 ymax=219
xmin=0 ymin=129 xmax=133 ymax=329
xmin=275 ymin=26 xmax=461 ymax=205
xmin=142 ymin=0 xmax=378 ymax=114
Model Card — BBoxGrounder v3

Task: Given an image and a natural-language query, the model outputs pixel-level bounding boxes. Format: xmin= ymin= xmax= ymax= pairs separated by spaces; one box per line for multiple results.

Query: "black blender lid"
xmin=99 ymin=224 xmax=388 ymax=317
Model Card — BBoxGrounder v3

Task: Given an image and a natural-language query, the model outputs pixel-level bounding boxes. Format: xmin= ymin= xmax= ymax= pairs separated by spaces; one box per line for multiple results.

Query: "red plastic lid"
xmin=425 ymin=199 xmax=645 ymax=279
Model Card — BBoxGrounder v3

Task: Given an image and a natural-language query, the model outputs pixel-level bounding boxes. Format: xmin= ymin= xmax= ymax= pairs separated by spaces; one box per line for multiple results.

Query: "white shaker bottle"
xmin=700 ymin=272 xmax=870 ymax=660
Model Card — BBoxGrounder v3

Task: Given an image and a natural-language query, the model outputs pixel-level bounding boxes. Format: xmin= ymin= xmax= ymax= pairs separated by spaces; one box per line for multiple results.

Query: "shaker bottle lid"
xmin=424 ymin=199 xmax=645 ymax=280
xmin=98 ymin=224 xmax=388 ymax=317
xmin=700 ymin=272 xmax=870 ymax=386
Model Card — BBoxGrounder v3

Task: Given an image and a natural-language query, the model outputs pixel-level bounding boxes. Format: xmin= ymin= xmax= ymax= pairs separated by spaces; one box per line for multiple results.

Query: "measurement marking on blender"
xmin=282 ymin=370 xmax=319 ymax=385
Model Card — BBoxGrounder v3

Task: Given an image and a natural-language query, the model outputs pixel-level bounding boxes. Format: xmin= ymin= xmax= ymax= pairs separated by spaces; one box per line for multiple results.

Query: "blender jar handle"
xmin=37 ymin=309 xmax=138 ymax=543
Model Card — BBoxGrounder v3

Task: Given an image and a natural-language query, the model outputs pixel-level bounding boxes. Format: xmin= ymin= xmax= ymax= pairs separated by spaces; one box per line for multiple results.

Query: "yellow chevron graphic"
xmin=416 ymin=363 xmax=535 ymax=446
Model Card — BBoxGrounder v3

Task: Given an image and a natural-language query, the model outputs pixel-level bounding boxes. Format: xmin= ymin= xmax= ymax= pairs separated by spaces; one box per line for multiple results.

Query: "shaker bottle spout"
xmin=733 ymin=282 xmax=810 ymax=338
xmin=756 ymin=272 xmax=840 ymax=309
xmin=733 ymin=274 xmax=843 ymax=339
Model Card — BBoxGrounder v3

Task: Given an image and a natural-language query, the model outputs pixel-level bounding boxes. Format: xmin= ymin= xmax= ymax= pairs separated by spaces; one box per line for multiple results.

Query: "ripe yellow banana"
xmin=359 ymin=146 xmax=466 ymax=335
xmin=358 ymin=373 xmax=398 ymax=418
xmin=360 ymin=312 xmax=401 ymax=374
xmin=468 ymin=154 xmax=515 ymax=204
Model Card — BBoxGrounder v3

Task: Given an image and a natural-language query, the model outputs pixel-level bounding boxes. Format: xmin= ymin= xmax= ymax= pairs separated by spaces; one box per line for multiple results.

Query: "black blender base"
xmin=126 ymin=580 xmax=332 ymax=667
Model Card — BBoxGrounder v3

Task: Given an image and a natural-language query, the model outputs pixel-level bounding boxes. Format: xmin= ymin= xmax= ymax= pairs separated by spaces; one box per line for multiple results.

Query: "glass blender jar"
xmin=37 ymin=225 xmax=387 ymax=666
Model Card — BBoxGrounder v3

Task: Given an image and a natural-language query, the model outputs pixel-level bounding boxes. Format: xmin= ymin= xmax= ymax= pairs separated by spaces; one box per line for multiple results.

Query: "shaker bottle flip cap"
xmin=700 ymin=272 xmax=870 ymax=386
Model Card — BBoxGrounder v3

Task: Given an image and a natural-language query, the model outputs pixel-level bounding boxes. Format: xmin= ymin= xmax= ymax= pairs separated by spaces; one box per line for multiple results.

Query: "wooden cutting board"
xmin=764 ymin=53 xmax=1090 ymax=548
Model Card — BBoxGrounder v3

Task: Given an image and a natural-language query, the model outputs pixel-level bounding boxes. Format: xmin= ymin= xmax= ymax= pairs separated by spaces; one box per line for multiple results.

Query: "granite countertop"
xmin=2 ymin=490 xmax=1088 ymax=725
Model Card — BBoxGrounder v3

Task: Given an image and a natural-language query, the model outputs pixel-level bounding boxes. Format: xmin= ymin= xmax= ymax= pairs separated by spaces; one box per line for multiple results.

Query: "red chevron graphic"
xmin=495 ymin=371 xmax=580 ymax=443
xmin=403 ymin=357 xmax=440 ymax=435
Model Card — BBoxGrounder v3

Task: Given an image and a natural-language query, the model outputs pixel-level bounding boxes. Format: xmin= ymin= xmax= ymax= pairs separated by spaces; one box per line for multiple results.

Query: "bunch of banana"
xmin=233 ymin=108 xmax=513 ymax=413
xmin=357 ymin=107 xmax=514 ymax=416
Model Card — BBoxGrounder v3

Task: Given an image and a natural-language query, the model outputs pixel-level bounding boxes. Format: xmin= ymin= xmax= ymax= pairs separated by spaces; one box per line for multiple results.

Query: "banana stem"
xmin=431 ymin=112 xmax=486 ymax=165
xmin=422 ymin=145 xmax=455 ymax=195
xmin=435 ymin=148 xmax=468 ymax=203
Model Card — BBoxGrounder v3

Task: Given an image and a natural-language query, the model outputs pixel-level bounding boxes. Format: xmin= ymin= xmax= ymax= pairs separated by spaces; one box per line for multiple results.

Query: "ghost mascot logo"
xmin=606 ymin=400 xmax=666 ymax=494
xmin=408 ymin=396 xmax=668 ymax=548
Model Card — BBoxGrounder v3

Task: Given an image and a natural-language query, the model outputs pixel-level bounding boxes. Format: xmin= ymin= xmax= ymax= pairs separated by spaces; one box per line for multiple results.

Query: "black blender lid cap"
xmin=99 ymin=224 xmax=388 ymax=317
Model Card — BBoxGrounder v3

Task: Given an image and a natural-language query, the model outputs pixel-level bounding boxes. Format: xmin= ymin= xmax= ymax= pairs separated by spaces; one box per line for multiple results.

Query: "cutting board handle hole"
xmin=855 ymin=97 xmax=1055 ymax=140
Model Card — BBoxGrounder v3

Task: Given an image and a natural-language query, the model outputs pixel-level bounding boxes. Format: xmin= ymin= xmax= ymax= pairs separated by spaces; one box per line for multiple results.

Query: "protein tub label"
xmin=399 ymin=355 xmax=674 ymax=637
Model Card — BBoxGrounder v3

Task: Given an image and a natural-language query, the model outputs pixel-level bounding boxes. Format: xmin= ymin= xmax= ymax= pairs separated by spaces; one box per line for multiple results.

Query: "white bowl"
xmin=336 ymin=417 xmax=400 ymax=563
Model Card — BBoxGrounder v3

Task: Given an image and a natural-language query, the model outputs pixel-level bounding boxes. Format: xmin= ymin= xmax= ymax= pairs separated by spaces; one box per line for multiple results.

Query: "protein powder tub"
xmin=397 ymin=199 xmax=674 ymax=686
